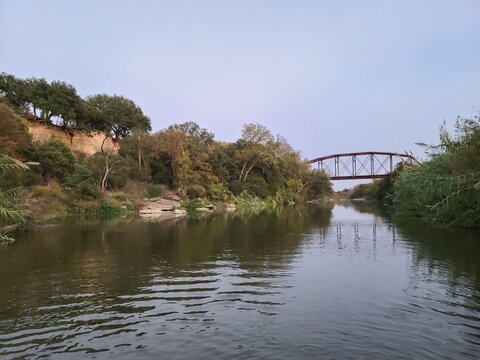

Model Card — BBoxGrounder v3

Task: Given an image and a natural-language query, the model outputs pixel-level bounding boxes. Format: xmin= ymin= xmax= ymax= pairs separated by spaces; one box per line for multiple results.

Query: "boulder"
xmin=140 ymin=198 xmax=181 ymax=219
xmin=173 ymin=209 xmax=187 ymax=217
xmin=225 ymin=203 xmax=237 ymax=212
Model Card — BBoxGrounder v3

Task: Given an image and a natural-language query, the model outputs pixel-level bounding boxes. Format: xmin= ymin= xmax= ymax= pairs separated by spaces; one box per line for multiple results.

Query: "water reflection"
xmin=0 ymin=203 xmax=479 ymax=359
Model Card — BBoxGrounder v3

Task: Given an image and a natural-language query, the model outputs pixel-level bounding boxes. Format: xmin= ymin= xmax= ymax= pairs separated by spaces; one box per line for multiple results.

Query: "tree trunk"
xmin=100 ymin=146 xmax=121 ymax=193
xmin=239 ymin=163 xmax=247 ymax=181
xmin=137 ymin=144 xmax=142 ymax=170
xmin=243 ymin=163 xmax=256 ymax=181
xmin=101 ymin=135 xmax=108 ymax=154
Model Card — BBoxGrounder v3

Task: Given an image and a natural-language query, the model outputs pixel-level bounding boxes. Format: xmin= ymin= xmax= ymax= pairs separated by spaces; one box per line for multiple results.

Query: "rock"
xmin=205 ymin=204 xmax=216 ymax=210
xmin=173 ymin=209 xmax=187 ymax=217
xmin=166 ymin=194 xmax=182 ymax=202
xmin=196 ymin=207 xmax=210 ymax=212
xmin=140 ymin=198 xmax=181 ymax=219
xmin=224 ymin=203 xmax=237 ymax=212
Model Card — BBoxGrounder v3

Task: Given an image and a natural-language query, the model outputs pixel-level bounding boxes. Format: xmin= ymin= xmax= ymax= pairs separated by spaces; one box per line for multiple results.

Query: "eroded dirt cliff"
xmin=26 ymin=119 xmax=116 ymax=155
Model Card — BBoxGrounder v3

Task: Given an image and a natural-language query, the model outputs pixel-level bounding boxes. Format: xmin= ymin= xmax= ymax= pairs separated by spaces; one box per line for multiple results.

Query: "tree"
xmin=0 ymin=73 xmax=29 ymax=113
xmin=42 ymin=81 xmax=84 ymax=127
xmin=241 ymin=123 xmax=274 ymax=144
xmin=119 ymin=130 xmax=155 ymax=179
xmin=152 ymin=129 xmax=190 ymax=192
xmin=83 ymin=95 xmax=151 ymax=191
xmin=301 ymin=169 xmax=332 ymax=199
xmin=85 ymin=94 xmax=151 ymax=141
xmin=24 ymin=77 xmax=49 ymax=119
xmin=168 ymin=121 xmax=214 ymax=145
xmin=234 ymin=123 xmax=276 ymax=182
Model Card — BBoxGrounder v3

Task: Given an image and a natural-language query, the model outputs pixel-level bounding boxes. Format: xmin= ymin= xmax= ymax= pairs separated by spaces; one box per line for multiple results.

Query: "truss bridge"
xmin=309 ymin=152 xmax=415 ymax=180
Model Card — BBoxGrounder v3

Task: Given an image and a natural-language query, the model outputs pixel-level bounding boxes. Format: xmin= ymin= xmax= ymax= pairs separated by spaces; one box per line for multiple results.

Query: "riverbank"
xmin=21 ymin=181 xmax=329 ymax=224
xmin=0 ymin=94 xmax=333 ymax=243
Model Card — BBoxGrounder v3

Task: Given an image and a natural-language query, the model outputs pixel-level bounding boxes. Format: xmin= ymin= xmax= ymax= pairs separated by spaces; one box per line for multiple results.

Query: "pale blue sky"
xmin=1 ymin=1 xmax=479 ymax=187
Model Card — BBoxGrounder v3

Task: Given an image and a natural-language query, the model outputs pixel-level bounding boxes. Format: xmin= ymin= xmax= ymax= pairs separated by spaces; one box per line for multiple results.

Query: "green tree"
xmin=42 ymin=81 xmax=84 ymax=127
xmin=0 ymin=73 xmax=29 ymax=113
xmin=24 ymin=77 xmax=50 ymax=119
xmin=85 ymin=94 xmax=151 ymax=141
xmin=119 ymin=130 xmax=155 ymax=180
xmin=235 ymin=123 xmax=276 ymax=182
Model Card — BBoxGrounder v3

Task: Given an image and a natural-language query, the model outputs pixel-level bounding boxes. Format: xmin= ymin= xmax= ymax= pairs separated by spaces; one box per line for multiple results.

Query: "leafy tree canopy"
xmin=85 ymin=94 xmax=151 ymax=140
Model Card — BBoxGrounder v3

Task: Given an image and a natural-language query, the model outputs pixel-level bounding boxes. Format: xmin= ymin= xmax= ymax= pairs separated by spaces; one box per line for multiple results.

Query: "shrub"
xmin=122 ymin=180 xmax=148 ymax=198
xmin=145 ymin=183 xmax=168 ymax=199
xmin=349 ymin=183 xmax=375 ymax=200
xmin=228 ymin=179 xmax=246 ymax=195
xmin=393 ymin=115 xmax=480 ymax=227
xmin=85 ymin=202 xmax=123 ymax=220
xmin=234 ymin=191 xmax=264 ymax=210
xmin=207 ymin=183 xmax=233 ymax=202
xmin=34 ymin=138 xmax=76 ymax=181
xmin=186 ymin=184 xmax=206 ymax=198
xmin=246 ymin=175 xmax=269 ymax=198
xmin=64 ymin=165 xmax=100 ymax=199
xmin=180 ymin=199 xmax=204 ymax=212
xmin=0 ymin=103 xmax=32 ymax=157
xmin=282 ymin=178 xmax=304 ymax=204
xmin=29 ymin=183 xmax=69 ymax=221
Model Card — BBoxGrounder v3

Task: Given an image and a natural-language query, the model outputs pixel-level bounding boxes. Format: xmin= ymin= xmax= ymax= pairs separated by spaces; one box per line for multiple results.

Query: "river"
xmin=1 ymin=203 xmax=480 ymax=359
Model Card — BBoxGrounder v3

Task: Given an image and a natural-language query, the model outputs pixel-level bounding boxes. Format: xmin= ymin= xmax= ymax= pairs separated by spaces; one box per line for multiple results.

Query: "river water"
xmin=1 ymin=203 xmax=480 ymax=359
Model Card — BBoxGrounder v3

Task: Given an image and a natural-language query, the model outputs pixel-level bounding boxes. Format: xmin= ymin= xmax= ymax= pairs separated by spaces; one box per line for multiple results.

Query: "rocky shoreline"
xmin=139 ymin=198 xmax=237 ymax=220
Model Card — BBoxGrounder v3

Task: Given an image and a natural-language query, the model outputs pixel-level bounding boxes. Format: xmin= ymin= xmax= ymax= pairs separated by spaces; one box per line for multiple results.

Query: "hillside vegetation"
xmin=0 ymin=72 xmax=332 ymax=242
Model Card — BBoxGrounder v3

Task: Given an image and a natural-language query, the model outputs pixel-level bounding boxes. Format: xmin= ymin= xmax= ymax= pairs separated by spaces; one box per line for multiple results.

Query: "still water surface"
xmin=1 ymin=203 xmax=480 ymax=359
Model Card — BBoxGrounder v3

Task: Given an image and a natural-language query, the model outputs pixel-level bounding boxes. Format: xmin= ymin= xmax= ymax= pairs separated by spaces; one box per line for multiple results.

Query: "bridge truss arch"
xmin=309 ymin=151 xmax=415 ymax=180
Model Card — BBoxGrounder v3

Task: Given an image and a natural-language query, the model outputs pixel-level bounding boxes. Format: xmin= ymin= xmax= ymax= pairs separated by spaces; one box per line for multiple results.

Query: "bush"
xmin=145 ymin=183 xmax=168 ymax=198
xmin=305 ymin=170 xmax=332 ymax=200
xmin=393 ymin=115 xmax=480 ymax=227
xmin=228 ymin=179 xmax=246 ymax=195
xmin=0 ymin=103 xmax=32 ymax=157
xmin=29 ymin=183 xmax=69 ymax=221
xmin=207 ymin=183 xmax=233 ymax=202
xmin=180 ymin=199 xmax=204 ymax=212
xmin=246 ymin=175 xmax=269 ymax=198
xmin=282 ymin=178 xmax=304 ymax=204
xmin=64 ymin=165 xmax=100 ymax=199
xmin=34 ymin=138 xmax=76 ymax=181
xmin=349 ymin=183 xmax=375 ymax=200
xmin=85 ymin=202 xmax=123 ymax=220
xmin=394 ymin=158 xmax=480 ymax=226
xmin=234 ymin=191 xmax=264 ymax=210
xmin=186 ymin=184 xmax=206 ymax=198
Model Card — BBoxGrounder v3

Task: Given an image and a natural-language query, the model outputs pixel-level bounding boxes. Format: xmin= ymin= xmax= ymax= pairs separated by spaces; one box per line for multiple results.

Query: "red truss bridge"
xmin=309 ymin=152 xmax=416 ymax=180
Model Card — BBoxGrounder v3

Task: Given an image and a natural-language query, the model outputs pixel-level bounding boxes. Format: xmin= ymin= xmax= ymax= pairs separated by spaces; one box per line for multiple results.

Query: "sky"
xmin=1 ymin=0 xmax=479 ymax=188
